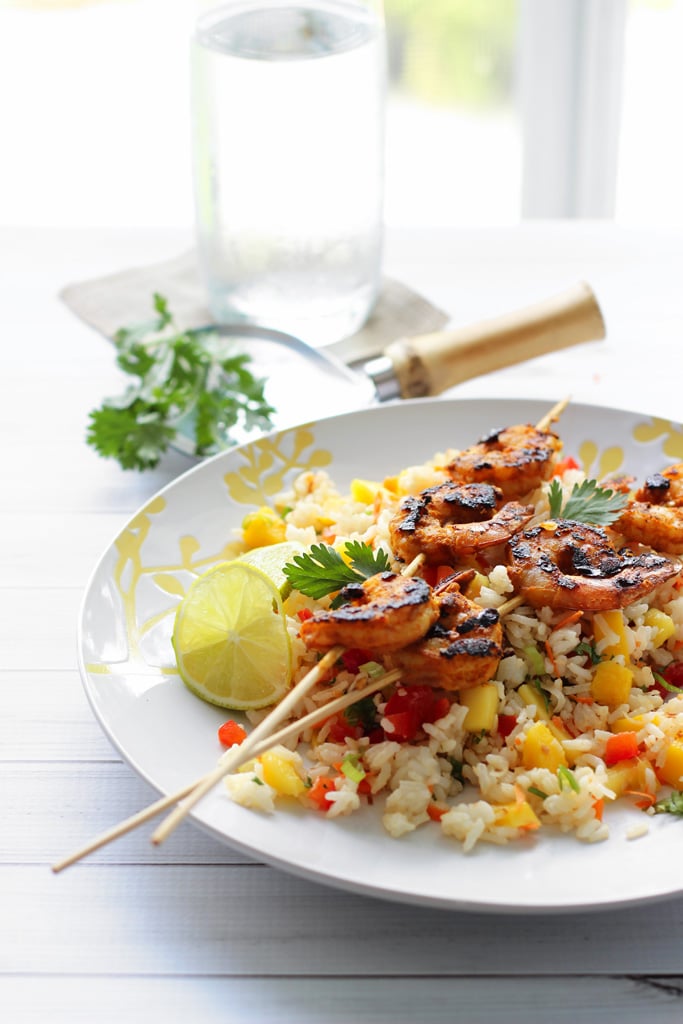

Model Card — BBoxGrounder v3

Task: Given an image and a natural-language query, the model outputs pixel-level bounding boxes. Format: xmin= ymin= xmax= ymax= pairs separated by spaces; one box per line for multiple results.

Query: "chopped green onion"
xmin=654 ymin=671 xmax=683 ymax=695
xmin=359 ymin=660 xmax=385 ymax=679
xmin=528 ymin=786 xmax=549 ymax=800
xmin=252 ymin=776 xmax=264 ymax=786
xmin=557 ymin=765 xmax=580 ymax=793
xmin=523 ymin=644 xmax=546 ymax=677
xmin=340 ymin=754 xmax=366 ymax=784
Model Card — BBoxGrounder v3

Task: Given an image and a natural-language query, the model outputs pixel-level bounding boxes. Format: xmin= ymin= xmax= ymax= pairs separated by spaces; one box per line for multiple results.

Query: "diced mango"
xmin=259 ymin=751 xmax=306 ymax=797
xmin=611 ymin=716 xmax=644 ymax=734
xmin=382 ymin=475 xmax=399 ymax=494
xmin=547 ymin=717 xmax=578 ymax=766
xmin=350 ymin=478 xmax=382 ymax=504
xmin=522 ymin=721 xmax=568 ymax=771
xmin=466 ymin=572 xmax=489 ymax=600
xmin=242 ymin=507 xmax=286 ymax=549
xmin=659 ymin=741 xmax=683 ymax=790
xmin=460 ymin=683 xmax=499 ymax=733
xmin=517 ymin=682 xmax=550 ymax=721
xmin=644 ymin=608 xmax=676 ymax=648
xmin=495 ymin=800 xmax=540 ymax=830
xmin=605 ymin=756 xmax=650 ymax=798
xmin=593 ymin=610 xmax=630 ymax=659
xmin=591 ymin=660 xmax=634 ymax=707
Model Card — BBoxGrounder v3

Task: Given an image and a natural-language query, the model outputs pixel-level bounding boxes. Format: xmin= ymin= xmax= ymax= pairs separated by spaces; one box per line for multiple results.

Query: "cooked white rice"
xmin=222 ymin=450 xmax=683 ymax=852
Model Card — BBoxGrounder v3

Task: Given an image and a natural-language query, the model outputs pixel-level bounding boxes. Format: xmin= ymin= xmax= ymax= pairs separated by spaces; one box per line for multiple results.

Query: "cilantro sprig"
xmin=283 ymin=541 xmax=392 ymax=607
xmin=547 ymin=477 xmax=629 ymax=526
xmin=87 ymin=294 xmax=275 ymax=470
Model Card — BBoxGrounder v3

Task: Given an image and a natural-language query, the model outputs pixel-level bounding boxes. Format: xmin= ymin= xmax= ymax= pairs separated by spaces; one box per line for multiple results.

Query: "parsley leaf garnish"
xmin=86 ymin=294 xmax=275 ymax=470
xmin=654 ymin=791 xmax=683 ymax=816
xmin=283 ymin=541 xmax=391 ymax=606
xmin=547 ymin=477 xmax=629 ymax=526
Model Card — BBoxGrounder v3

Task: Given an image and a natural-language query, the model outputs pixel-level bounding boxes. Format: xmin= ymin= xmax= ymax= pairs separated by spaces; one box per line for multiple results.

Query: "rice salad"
xmin=221 ymin=423 xmax=683 ymax=852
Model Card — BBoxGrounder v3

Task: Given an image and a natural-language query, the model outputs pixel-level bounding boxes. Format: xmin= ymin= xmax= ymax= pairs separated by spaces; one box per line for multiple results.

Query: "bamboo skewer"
xmin=52 ymin=666 xmax=402 ymax=872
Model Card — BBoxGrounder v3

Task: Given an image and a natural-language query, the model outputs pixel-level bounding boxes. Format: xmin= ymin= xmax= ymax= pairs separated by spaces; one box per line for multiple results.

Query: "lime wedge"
xmin=172 ymin=561 xmax=292 ymax=710
xmin=237 ymin=540 xmax=305 ymax=599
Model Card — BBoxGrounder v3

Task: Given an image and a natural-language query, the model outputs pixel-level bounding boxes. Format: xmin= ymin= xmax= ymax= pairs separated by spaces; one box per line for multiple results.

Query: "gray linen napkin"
xmin=60 ymin=249 xmax=449 ymax=365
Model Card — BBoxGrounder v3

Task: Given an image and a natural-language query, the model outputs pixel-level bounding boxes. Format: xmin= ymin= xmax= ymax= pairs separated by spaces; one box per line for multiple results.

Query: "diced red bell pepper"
xmin=217 ymin=719 xmax=248 ymax=747
xmin=341 ymin=647 xmax=376 ymax=674
xmin=326 ymin=715 xmax=364 ymax=744
xmin=553 ymin=456 xmax=580 ymax=477
xmin=604 ymin=732 xmax=640 ymax=766
xmin=308 ymin=776 xmax=337 ymax=811
xmin=654 ymin=661 xmax=683 ymax=698
xmin=382 ymin=685 xmax=451 ymax=743
xmin=497 ymin=714 xmax=518 ymax=739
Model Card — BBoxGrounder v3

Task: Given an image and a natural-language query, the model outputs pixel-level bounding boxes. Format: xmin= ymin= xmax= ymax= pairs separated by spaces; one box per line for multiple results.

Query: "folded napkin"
xmin=60 ymin=249 xmax=449 ymax=365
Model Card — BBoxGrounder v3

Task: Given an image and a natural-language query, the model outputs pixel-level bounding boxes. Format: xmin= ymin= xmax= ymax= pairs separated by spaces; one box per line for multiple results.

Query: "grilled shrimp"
xmin=386 ymin=572 xmax=503 ymax=691
xmin=447 ymin=423 xmax=562 ymax=499
xmin=615 ymin=464 xmax=683 ymax=554
xmin=299 ymin=571 xmax=439 ymax=654
xmin=389 ymin=481 xmax=535 ymax=566
xmin=507 ymin=519 xmax=680 ymax=611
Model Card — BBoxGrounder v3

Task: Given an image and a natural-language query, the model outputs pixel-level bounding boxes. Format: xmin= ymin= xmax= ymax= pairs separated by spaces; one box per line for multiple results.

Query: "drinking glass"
xmin=190 ymin=0 xmax=386 ymax=347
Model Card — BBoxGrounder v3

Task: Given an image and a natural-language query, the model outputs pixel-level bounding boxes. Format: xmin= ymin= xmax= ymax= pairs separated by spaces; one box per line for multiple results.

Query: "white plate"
xmin=79 ymin=397 xmax=683 ymax=914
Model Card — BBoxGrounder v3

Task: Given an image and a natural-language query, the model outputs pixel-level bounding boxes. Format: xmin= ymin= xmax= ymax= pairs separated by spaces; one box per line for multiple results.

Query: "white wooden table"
xmin=4 ymin=223 xmax=683 ymax=1023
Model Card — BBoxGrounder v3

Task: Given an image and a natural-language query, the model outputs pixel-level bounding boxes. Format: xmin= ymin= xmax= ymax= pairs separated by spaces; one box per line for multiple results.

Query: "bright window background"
xmin=0 ymin=0 xmax=680 ymax=228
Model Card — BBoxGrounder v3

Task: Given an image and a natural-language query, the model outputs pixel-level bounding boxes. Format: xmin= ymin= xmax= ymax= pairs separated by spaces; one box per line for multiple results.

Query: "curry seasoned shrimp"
xmin=389 ymin=481 xmax=535 ymax=567
xmin=299 ymin=571 xmax=439 ymax=654
xmin=447 ymin=423 xmax=562 ymax=499
xmin=386 ymin=571 xmax=503 ymax=691
xmin=507 ymin=519 xmax=680 ymax=611
xmin=615 ymin=464 xmax=683 ymax=554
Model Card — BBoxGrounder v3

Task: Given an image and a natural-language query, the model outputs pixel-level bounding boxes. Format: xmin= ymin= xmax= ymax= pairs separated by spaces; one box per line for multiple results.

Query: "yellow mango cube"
xmin=259 ymin=751 xmax=306 ymax=798
xmin=517 ymin=682 xmax=550 ymax=721
xmin=659 ymin=741 xmax=683 ymax=790
xmin=611 ymin=716 xmax=643 ymax=734
xmin=605 ymin=757 xmax=650 ymax=798
xmin=522 ymin=721 xmax=568 ymax=771
xmin=591 ymin=660 xmax=634 ymax=707
xmin=593 ymin=610 xmax=630 ymax=659
xmin=644 ymin=608 xmax=676 ymax=648
xmin=460 ymin=683 xmax=499 ymax=733
xmin=350 ymin=478 xmax=382 ymax=504
xmin=495 ymin=800 xmax=540 ymax=830
xmin=242 ymin=507 xmax=286 ymax=549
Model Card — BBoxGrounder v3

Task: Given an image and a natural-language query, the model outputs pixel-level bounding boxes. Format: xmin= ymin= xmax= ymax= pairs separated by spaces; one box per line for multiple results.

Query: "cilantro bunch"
xmin=87 ymin=294 xmax=275 ymax=471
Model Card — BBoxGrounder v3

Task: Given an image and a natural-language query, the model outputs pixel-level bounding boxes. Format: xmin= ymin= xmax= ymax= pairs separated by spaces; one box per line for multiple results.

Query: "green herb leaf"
xmin=576 ymin=640 xmax=601 ymax=665
xmin=343 ymin=695 xmax=378 ymax=730
xmin=86 ymin=296 xmax=275 ymax=471
xmin=282 ymin=541 xmax=391 ymax=605
xmin=557 ymin=765 xmax=580 ymax=793
xmin=654 ymin=791 xmax=683 ymax=816
xmin=547 ymin=477 xmax=629 ymax=526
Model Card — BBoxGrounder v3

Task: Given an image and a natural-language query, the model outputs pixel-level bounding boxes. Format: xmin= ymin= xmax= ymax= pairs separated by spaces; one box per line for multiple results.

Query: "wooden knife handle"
xmin=383 ymin=281 xmax=606 ymax=399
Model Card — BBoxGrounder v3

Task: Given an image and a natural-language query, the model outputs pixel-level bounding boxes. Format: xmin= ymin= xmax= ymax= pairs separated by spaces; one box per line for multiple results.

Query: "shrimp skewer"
xmin=507 ymin=519 xmax=680 ymax=611
xmin=614 ymin=464 xmax=683 ymax=555
xmin=386 ymin=571 xmax=503 ymax=692
xmin=299 ymin=571 xmax=439 ymax=654
xmin=389 ymin=481 xmax=535 ymax=567
xmin=446 ymin=422 xmax=563 ymax=499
